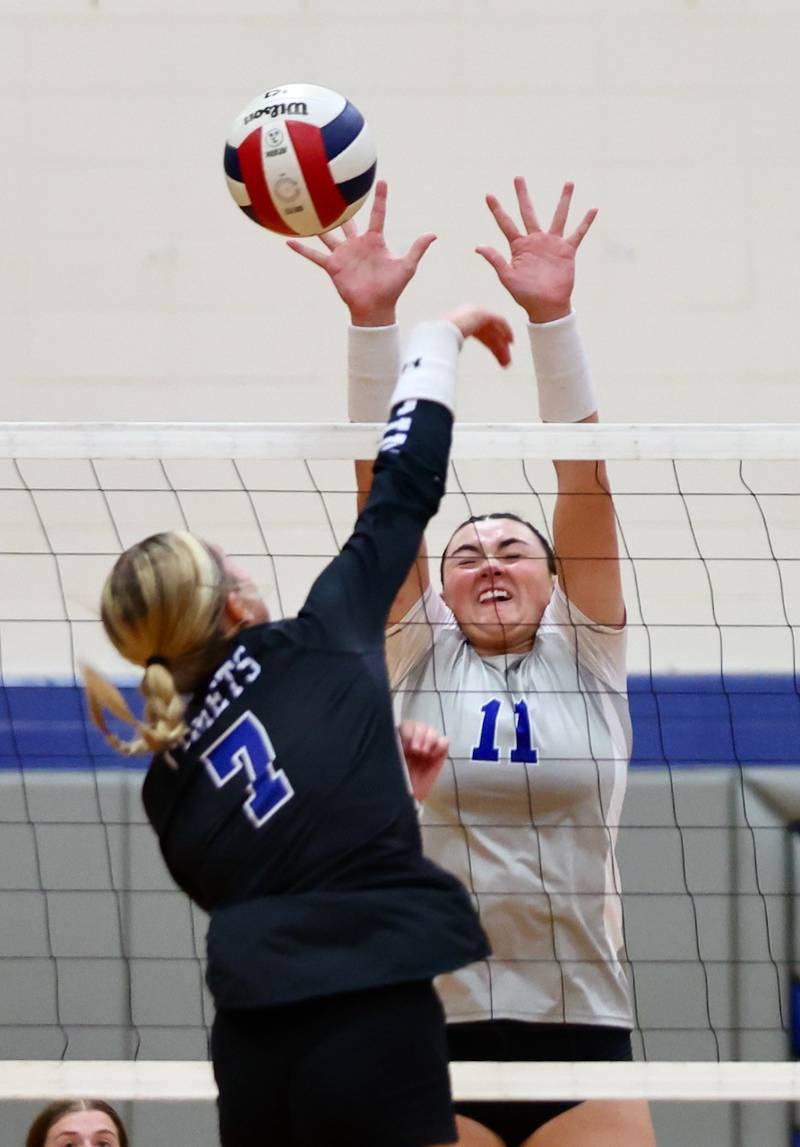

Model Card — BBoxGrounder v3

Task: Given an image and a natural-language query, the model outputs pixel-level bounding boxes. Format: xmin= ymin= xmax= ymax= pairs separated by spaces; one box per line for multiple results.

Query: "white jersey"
xmin=387 ymin=583 xmax=635 ymax=1028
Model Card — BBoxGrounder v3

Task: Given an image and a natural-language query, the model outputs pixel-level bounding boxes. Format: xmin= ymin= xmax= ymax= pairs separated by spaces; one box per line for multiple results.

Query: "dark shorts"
xmin=447 ymin=1020 xmax=633 ymax=1147
xmin=212 ymin=979 xmax=457 ymax=1147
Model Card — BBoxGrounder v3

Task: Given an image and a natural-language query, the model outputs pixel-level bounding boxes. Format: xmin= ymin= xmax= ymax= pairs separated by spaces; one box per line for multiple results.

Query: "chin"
xmin=459 ymin=622 xmax=518 ymax=653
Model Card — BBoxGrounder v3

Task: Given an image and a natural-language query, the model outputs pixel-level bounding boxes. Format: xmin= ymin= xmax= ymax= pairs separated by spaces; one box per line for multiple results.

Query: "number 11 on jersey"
xmin=471 ymin=698 xmax=538 ymax=765
xmin=202 ymin=711 xmax=294 ymax=828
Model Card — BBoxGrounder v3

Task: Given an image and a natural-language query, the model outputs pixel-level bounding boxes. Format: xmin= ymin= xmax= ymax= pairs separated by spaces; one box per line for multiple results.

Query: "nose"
xmin=480 ymin=555 xmax=503 ymax=576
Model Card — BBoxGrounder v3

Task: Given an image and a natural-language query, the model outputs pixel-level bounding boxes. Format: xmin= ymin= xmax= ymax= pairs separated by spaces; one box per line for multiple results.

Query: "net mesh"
xmin=0 ymin=425 xmax=797 ymax=1135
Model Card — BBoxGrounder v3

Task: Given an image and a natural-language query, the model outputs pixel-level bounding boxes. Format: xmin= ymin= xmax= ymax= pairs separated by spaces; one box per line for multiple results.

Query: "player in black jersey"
xmin=84 ymin=306 xmax=512 ymax=1147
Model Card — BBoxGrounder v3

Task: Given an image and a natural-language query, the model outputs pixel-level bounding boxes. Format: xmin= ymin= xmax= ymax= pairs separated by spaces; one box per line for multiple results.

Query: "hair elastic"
xmin=145 ymin=655 xmax=170 ymax=670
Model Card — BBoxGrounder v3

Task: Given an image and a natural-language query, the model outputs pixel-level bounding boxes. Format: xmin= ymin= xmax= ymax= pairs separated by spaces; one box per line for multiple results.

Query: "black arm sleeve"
xmin=297 ymin=399 xmax=453 ymax=650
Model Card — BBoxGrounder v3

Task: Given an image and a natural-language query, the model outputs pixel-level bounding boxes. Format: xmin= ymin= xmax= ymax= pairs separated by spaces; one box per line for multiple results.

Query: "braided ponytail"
xmin=83 ymin=662 xmax=187 ymax=758
xmin=84 ymin=531 xmax=231 ymax=759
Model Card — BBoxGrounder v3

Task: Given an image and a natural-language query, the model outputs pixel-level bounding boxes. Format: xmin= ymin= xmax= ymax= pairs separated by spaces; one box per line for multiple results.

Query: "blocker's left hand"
xmin=476 ymin=178 xmax=597 ymax=324
xmin=399 ymin=720 xmax=449 ymax=804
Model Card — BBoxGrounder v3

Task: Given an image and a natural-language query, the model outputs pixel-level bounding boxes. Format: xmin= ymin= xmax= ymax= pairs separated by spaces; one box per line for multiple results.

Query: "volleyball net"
xmin=0 ymin=421 xmax=798 ymax=1145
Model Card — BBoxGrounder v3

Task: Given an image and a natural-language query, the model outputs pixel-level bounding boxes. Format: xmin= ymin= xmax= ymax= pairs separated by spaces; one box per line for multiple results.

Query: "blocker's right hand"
xmin=286 ymin=180 xmax=436 ymax=328
xmin=443 ymin=304 xmax=514 ymax=367
xmin=476 ymin=178 xmax=598 ymax=324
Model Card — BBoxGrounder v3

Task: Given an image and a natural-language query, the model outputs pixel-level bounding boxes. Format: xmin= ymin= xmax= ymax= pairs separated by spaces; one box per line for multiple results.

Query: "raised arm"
xmin=477 ymin=179 xmax=624 ymax=627
xmin=288 ymin=181 xmax=436 ymax=623
xmin=300 ymin=309 xmax=513 ymax=648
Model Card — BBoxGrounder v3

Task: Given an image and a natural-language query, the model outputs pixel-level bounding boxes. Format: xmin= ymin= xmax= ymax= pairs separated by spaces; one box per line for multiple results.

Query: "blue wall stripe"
xmin=630 ymin=674 xmax=800 ymax=767
xmin=0 ymin=675 xmax=797 ymax=772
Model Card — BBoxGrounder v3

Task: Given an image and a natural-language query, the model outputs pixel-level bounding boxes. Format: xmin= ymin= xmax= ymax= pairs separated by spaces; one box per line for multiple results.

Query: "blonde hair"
xmin=84 ymin=530 xmax=232 ymax=757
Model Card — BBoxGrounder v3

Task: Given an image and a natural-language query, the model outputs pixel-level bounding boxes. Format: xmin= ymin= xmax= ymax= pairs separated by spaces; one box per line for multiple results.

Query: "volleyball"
xmin=224 ymin=83 xmax=377 ymax=237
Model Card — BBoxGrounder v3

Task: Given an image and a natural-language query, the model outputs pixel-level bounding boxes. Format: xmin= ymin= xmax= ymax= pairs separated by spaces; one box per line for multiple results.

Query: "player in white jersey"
xmin=289 ymin=181 xmax=656 ymax=1147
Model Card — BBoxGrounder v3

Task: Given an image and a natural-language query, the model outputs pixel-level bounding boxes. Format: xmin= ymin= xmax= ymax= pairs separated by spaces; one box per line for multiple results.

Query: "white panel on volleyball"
xmin=225 ymin=83 xmax=347 ymax=151
xmin=326 ymin=123 xmax=377 ymax=222
xmin=262 ymin=127 xmax=324 ymax=237
xmin=327 ymin=127 xmax=375 ymax=186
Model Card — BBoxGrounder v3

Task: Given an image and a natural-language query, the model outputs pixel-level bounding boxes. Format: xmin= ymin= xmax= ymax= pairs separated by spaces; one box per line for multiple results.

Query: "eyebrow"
xmin=53 ymin=1136 xmax=117 ymax=1144
xmin=447 ymin=537 xmax=533 ymax=559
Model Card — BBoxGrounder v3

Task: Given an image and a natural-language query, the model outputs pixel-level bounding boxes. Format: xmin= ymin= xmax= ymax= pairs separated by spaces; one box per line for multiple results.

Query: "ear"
xmin=224 ymin=588 xmax=249 ymax=630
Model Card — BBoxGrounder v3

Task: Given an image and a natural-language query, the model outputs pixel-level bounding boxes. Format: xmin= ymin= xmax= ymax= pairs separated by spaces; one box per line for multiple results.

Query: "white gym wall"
xmin=1 ymin=0 xmax=799 ymax=426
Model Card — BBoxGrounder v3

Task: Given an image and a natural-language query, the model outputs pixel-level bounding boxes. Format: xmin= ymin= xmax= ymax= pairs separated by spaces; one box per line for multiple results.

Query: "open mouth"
xmin=478 ymin=588 xmax=511 ymax=604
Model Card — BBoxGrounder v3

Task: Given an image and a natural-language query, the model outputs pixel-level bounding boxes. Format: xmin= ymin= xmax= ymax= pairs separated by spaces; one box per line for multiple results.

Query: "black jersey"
xmin=142 ymin=398 xmax=489 ymax=1010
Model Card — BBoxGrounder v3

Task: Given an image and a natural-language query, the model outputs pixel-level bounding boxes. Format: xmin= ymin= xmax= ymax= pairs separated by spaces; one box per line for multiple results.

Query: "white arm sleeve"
xmin=385 ymin=585 xmax=455 ymax=689
xmin=528 ymin=310 xmax=597 ymax=423
xmin=348 ymin=324 xmax=401 ymax=422
xmin=389 ymin=321 xmax=462 ymax=415
xmin=349 ymin=320 xmax=462 ymax=420
xmin=540 ymin=583 xmax=627 ymax=692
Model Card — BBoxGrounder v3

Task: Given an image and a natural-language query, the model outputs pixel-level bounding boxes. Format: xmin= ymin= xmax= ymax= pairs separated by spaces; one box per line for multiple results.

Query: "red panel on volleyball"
xmin=286 ymin=120 xmax=348 ymax=229
xmin=237 ymin=128 xmax=293 ymax=236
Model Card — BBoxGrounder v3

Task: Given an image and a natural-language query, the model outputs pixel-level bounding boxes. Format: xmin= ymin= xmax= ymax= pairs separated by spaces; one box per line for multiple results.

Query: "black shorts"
xmin=212 ymin=979 xmax=457 ymax=1147
xmin=446 ymin=1020 xmax=633 ymax=1147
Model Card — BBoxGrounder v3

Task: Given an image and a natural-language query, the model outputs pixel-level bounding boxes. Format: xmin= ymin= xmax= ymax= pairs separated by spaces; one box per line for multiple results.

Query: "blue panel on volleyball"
xmin=338 ymin=162 xmax=378 ymax=206
xmin=321 ymin=101 xmax=364 ymax=160
xmin=224 ymin=143 xmax=243 ymax=182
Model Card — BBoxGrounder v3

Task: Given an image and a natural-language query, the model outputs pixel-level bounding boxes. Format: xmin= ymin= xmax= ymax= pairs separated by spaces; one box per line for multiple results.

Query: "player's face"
xmin=44 ymin=1110 xmax=120 ymax=1147
xmin=441 ymin=519 xmax=555 ymax=656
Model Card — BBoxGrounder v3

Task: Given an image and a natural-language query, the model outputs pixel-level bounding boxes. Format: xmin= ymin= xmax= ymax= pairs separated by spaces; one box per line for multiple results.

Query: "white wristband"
xmin=389 ymin=321 xmax=463 ymax=416
xmin=348 ymin=324 xmax=401 ymax=423
xmin=528 ymin=310 xmax=597 ymax=423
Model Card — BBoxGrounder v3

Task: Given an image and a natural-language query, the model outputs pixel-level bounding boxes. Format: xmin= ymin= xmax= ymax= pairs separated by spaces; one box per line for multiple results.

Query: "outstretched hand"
xmin=443 ymin=304 xmax=514 ymax=367
xmin=399 ymin=720 xmax=449 ymax=804
xmin=287 ymin=180 xmax=436 ymax=327
xmin=476 ymin=179 xmax=597 ymax=324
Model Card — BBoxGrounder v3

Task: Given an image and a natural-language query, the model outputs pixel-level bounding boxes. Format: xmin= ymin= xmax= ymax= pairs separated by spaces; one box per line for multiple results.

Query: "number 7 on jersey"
xmin=202 ymin=711 xmax=294 ymax=828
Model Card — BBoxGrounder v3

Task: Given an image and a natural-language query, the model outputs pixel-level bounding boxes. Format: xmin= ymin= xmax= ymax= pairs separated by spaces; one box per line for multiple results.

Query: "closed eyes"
xmin=455 ymin=552 xmax=526 ymax=568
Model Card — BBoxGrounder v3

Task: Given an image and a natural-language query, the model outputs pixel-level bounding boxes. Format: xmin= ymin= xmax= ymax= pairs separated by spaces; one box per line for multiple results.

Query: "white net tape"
xmin=1 ymin=1058 xmax=799 ymax=1103
xmin=1 ymin=421 xmax=798 ymax=460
